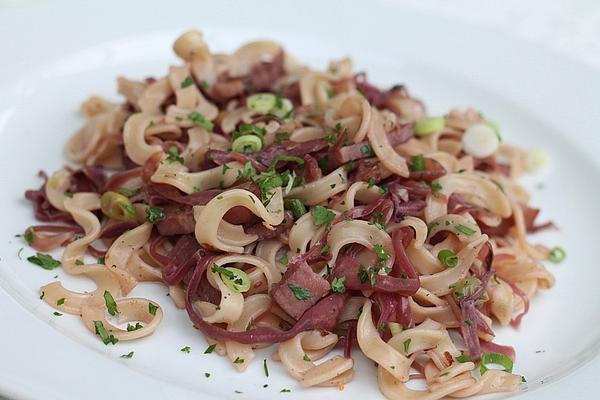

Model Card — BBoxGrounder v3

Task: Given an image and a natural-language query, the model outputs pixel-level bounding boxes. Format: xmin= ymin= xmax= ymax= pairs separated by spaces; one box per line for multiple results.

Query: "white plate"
xmin=1 ymin=1 xmax=599 ymax=399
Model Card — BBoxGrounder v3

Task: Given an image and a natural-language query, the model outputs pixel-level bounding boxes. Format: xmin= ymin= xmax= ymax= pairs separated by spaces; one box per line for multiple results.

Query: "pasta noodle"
xmin=22 ymin=29 xmax=561 ymax=399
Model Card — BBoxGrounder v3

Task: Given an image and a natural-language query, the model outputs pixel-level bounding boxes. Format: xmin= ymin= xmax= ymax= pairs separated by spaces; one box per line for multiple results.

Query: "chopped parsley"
xmin=103 ymin=290 xmax=118 ymax=316
xmin=53 ymin=312 xmax=63 ymax=316
xmin=233 ymin=356 xmax=245 ymax=364
xmin=180 ymin=76 xmax=194 ymax=88
xmin=181 ymin=346 xmax=191 ymax=353
xmin=285 ymin=198 xmax=307 ymax=219
xmin=237 ymin=161 xmax=256 ymax=180
xmin=97 ymin=257 xmax=105 ymax=265
xmin=360 ymin=144 xmax=374 ymax=156
xmin=367 ymin=177 xmax=377 ymax=188
xmin=303 ymin=354 xmax=311 ymax=362
xmin=331 ymin=276 xmax=346 ymax=293
xmin=280 ymin=388 xmax=291 ymax=393
xmin=148 ymin=302 xmax=159 ymax=316
xmin=204 ymin=344 xmax=217 ymax=354
xmin=311 ymin=205 xmax=335 ymax=226
xmin=431 ymin=182 xmax=442 ymax=191
xmin=118 ymin=187 xmax=140 ymax=198
xmin=320 ymin=245 xmax=330 ymax=255
xmin=411 ymin=154 xmax=425 ymax=172
xmin=373 ymin=244 xmax=390 ymax=266
xmin=145 ymin=206 xmax=165 ymax=224
xmin=277 ymin=254 xmax=289 ymax=265
xmin=126 ymin=322 xmax=143 ymax=331
xmin=188 ymin=111 xmax=214 ymax=131
xmin=358 ymin=264 xmax=369 ymax=284
xmin=456 ymin=352 xmax=471 ymax=363
xmin=120 ymin=351 xmax=134 ymax=359
xmin=93 ymin=321 xmax=118 ymax=345
xmin=287 ymin=283 xmax=312 ymax=300
xmin=56 ymin=298 xmax=65 ymax=306
xmin=263 ymin=359 xmax=269 ymax=377
xmin=165 ymin=146 xmax=184 ymax=163
xmin=27 ymin=252 xmax=61 ymax=270
xmin=204 ymin=373 xmax=210 ymax=378
xmin=75 ymin=259 xmax=84 ymax=266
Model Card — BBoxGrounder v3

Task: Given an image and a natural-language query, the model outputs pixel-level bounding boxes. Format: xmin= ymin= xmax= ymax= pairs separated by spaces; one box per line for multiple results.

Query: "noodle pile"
xmin=23 ymin=30 xmax=560 ymax=398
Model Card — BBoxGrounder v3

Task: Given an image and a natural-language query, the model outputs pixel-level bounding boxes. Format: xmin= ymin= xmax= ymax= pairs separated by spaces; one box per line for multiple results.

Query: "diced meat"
xmin=245 ymin=211 xmax=293 ymax=239
xmin=271 ymin=260 xmax=330 ymax=320
xmin=211 ymin=78 xmax=245 ymax=103
xmin=157 ymin=205 xmax=195 ymax=235
xmin=247 ymin=51 xmax=285 ymax=92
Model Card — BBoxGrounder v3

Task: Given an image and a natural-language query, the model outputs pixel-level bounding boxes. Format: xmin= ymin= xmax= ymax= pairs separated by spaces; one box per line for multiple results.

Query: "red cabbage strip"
xmin=332 ymin=255 xmax=419 ymax=295
xmin=333 ymin=197 xmax=391 ymax=224
xmin=207 ymin=139 xmax=328 ymax=171
xmin=104 ymin=167 xmax=143 ymax=191
xmin=25 ymin=225 xmax=83 ymax=252
xmin=505 ymin=280 xmax=530 ymax=328
xmin=398 ymin=295 xmax=414 ymax=329
xmin=25 ymin=171 xmax=74 ymax=223
xmin=88 ymin=245 xmax=107 ymax=258
xmin=184 ymin=255 xmax=349 ymax=344
xmin=391 ymin=227 xmax=419 ymax=279
xmin=148 ymin=235 xmax=171 ymax=266
xmin=343 ymin=320 xmax=357 ymax=358
xmin=480 ymin=340 xmax=517 ymax=362
xmin=303 ymin=154 xmax=322 ymax=182
xmin=332 ymin=124 xmax=413 ymax=164
xmin=452 ymin=242 xmax=496 ymax=360
xmin=245 ymin=210 xmax=293 ymax=240
xmin=162 ymin=235 xmax=201 ymax=285
xmin=459 ymin=299 xmax=482 ymax=360
xmin=388 ymin=182 xmax=427 ymax=222
xmin=70 ymin=165 xmax=107 ymax=193
xmin=373 ymin=292 xmax=399 ymax=339
xmin=354 ymin=73 xmax=388 ymax=107
xmin=146 ymin=183 xmax=222 ymax=206
xmin=99 ymin=220 xmax=141 ymax=239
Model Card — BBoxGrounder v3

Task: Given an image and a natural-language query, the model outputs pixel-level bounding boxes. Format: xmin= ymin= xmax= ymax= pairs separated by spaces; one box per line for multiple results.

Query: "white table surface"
xmin=0 ymin=1 xmax=598 ymax=399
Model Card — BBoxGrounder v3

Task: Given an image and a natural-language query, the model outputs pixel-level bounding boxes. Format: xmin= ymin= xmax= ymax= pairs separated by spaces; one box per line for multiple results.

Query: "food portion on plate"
xmin=22 ymin=30 xmax=563 ymax=398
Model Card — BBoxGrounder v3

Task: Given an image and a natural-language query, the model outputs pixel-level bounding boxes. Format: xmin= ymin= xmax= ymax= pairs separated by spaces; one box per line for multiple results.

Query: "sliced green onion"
xmin=246 ymin=93 xmax=277 ymax=113
xmin=548 ymin=247 xmax=566 ymax=263
xmin=415 ymin=117 xmax=445 ymax=136
xmin=232 ymin=135 xmax=262 ymax=153
xmin=484 ymin=120 xmax=502 ymax=142
xmin=437 ymin=249 xmax=458 ymax=268
xmin=285 ymin=199 xmax=307 ymax=219
xmin=455 ymin=224 xmax=476 ymax=236
xmin=451 ymin=277 xmax=481 ymax=300
xmin=388 ymin=322 xmax=403 ymax=336
xmin=270 ymin=98 xmax=294 ymax=119
xmin=411 ymin=154 xmax=425 ymax=172
xmin=101 ymin=191 xmax=137 ymax=221
xmin=269 ymin=155 xmax=305 ymax=170
xmin=212 ymin=265 xmax=251 ymax=293
xmin=480 ymin=352 xmax=513 ymax=374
